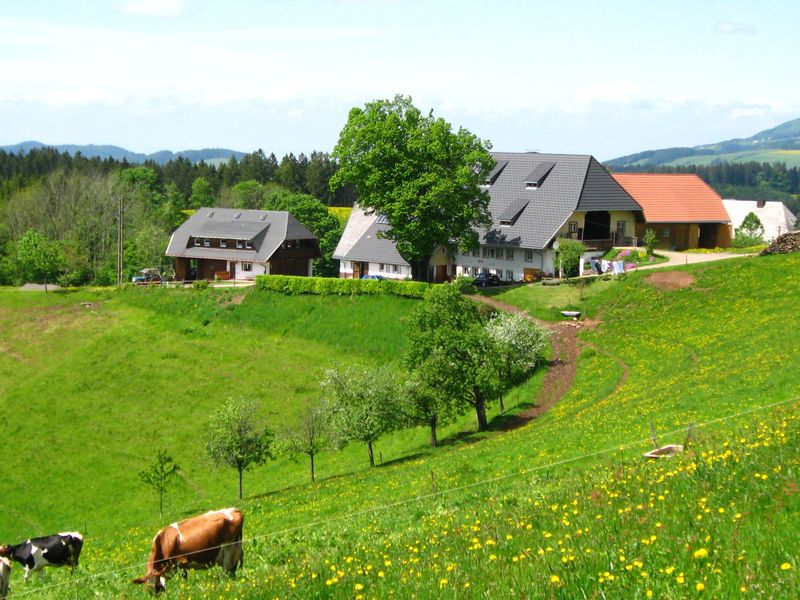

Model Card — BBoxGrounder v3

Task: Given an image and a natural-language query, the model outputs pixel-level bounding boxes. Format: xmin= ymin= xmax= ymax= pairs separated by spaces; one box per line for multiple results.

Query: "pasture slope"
xmin=0 ymin=252 xmax=799 ymax=598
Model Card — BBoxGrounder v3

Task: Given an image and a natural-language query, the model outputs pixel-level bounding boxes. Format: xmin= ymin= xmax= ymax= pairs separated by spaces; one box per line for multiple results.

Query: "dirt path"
xmin=470 ymin=295 xmax=584 ymax=430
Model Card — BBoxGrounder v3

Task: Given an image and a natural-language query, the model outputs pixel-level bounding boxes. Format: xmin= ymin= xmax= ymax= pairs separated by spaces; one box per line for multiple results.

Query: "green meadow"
xmin=0 ymin=252 xmax=798 ymax=598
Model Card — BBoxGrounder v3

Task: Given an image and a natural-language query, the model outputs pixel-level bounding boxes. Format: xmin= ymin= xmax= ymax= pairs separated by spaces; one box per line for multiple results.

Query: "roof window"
xmin=234 ymin=212 xmax=241 ymax=219
xmin=524 ymin=161 xmax=556 ymax=189
xmin=207 ymin=211 xmax=214 ymax=218
xmin=484 ymin=160 xmax=509 ymax=186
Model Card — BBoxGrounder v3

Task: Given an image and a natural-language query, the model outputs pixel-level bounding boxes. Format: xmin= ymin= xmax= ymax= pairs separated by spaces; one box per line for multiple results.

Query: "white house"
xmin=723 ymin=199 xmax=797 ymax=242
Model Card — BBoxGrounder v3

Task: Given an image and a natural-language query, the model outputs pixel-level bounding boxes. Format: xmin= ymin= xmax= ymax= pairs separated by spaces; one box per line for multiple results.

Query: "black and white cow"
xmin=0 ymin=532 xmax=83 ymax=582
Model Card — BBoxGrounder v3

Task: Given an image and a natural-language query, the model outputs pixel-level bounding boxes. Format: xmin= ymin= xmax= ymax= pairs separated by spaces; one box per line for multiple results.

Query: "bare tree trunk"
xmin=410 ymin=257 xmax=432 ymax=282
xmin=367 ymin=441 xmax=375 ymax=467
xmin=310 ymin=451 xmax=315 ymax=482
xmin=473 ymin=387 xmax=489 ymax=431
xmin=238 ymin=468 xmax=243 ymax=500
xmin=429 ymin=415 xmax=438 ymax=448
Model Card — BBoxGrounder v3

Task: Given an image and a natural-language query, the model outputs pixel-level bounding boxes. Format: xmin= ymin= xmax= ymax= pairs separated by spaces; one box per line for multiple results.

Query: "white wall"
xmin=452 ymin=247 xmax=555 ymax=280
xmin=339 ymin=260 xmax=410 ymax=279
xmin=233 ymin=261 xmax=267 ymax=280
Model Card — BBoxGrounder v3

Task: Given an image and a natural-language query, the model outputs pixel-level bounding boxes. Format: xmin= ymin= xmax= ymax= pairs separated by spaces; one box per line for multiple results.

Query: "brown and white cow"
xmin=0 ymin=556 xmax=10 ymax=600
xmin=133 ymin=508 xmax=244 ymax=593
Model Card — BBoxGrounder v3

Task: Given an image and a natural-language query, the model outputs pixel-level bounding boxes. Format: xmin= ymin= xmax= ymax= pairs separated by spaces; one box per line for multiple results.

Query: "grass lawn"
xmin=1 ymin=252 xmax=799 ymax=598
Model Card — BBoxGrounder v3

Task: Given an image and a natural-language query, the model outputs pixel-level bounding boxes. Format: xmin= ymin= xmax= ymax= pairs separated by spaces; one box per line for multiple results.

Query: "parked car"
xmin=131 ymin=268 xmax=162 ymax=285
xmin=361 ymin=274 xmax=387 ymax=280
xmin=474 ymin=272 xmax=501 ymax=287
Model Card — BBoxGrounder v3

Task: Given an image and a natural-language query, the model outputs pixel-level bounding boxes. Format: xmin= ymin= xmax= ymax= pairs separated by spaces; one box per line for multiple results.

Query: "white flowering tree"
xmin=485 ymin=312 xmax=550 ymax=413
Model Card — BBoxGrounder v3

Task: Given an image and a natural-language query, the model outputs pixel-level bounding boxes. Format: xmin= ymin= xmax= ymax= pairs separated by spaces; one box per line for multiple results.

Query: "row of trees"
xmin=140 ymin=284 xmax=550 ymax=510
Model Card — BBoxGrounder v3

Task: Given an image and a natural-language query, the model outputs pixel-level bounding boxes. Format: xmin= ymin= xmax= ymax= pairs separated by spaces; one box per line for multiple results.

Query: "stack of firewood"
xmin=760 ymin=231 xmax=800 ymax=255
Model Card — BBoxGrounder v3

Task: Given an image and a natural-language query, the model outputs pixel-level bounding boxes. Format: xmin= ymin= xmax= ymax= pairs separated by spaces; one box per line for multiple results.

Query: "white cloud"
xmin=120 ymin=0 xmax=188 ymax=18
xmin=715 ymin=20 xmax=757 ymax=35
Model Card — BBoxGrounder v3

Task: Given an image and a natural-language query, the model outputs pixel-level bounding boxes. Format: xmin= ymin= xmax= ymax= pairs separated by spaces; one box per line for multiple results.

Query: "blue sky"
xmin=0 ymin=0 xmax=797 ymax=160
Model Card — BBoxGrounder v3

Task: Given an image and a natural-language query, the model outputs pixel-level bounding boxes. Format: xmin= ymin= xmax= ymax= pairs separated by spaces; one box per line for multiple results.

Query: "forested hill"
xmin=607 ymin=116 xmax=800 ymax=168
xmin=0 ymin=141 xmax=247 ymax=165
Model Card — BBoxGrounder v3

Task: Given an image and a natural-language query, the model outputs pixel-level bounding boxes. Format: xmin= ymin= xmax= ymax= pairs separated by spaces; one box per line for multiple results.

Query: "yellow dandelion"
xmin=693 ymin=548 xmax=709 ymax=559
xmin=696 ymin=582 xmax=705 ymax=591
xmin=550 ymin=574 xmax=561 ymax=584
xmin=781 ymin=563 xmax=792 ymax=570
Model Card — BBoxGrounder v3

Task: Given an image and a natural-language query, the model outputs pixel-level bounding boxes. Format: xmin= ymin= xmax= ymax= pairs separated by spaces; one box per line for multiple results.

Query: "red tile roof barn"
xmin=611 ymin=173 xmax=730 ymax=223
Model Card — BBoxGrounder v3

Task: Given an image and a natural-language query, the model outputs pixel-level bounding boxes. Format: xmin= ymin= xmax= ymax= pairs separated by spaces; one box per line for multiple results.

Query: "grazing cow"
xmin=133 ymin=508 xmax=244 ymax=593
xmin=0 ymin=556 xmax=10 ymax=600
xmin=0 ymin=532 xmax=83 ymax=582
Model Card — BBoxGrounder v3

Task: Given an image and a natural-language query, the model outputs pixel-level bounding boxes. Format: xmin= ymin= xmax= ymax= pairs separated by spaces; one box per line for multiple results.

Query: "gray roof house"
xmin=335 ymin=152 xmax=643 ymax=281
xmin=332 ymin=205 xmax=412 ymax=280
xmin=166 ymin=207 xmax=319 ymax=281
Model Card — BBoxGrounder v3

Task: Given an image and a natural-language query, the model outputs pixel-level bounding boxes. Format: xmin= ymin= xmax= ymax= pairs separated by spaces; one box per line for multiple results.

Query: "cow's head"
xmin=0 ymin=546 xmax=10 ymax=558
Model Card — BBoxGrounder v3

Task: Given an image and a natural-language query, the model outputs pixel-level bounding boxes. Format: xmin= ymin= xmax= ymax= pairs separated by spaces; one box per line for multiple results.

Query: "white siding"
xmin=233 ymin=261 xmax=267 ymax=280
xmin=339 ymin=260 xmax=409 ymax=279
xmin=453 ymin=247 xmax=555 ymax=280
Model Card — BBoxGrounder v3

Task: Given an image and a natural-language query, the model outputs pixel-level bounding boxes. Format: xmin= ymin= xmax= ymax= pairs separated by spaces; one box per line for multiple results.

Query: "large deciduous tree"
xmin=206 ymin=398 xmax=274 ymax=500
xmin=330 ymin=95 xmax=495 ymax=280
xmin=733 ymin=211 xmax=766 ymax=247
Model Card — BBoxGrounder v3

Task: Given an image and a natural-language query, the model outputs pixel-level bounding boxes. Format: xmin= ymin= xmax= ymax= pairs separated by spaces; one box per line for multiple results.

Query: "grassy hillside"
xmin=2 ymin=254 xmax=799 ymax=598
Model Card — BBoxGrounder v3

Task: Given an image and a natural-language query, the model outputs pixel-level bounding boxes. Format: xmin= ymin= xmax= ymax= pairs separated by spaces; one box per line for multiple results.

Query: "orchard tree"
xmin=331 ymin=94 xmax=495 ymax=280
xmin=206 ymin=398 xmax=274 ymax=500
xmin=397 ymin=372 xmax=455 ymax=448
xmin=323 ymin=365 xmax=397 ymax=467
xmin=279 ymin=402 xmax=331 ymax=482
xmin=405 ymin=284 xmax=501 ymax=431
xmin=554 ymin=238 xmax=586 ymax=278
xmin=138 ymin=449 xmax=180 ymax=518
xmin=486 ymin=312 xmax=550 ymax=413
xmin=16 ymin=228 xmax=64 ymax=291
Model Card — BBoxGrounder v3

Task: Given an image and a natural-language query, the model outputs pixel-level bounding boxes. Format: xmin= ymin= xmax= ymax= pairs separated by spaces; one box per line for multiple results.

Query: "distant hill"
xmin=608 ymin=117 xmax=800 ymax=169
xmin=0 ymin=141 xmax=247 ymax=165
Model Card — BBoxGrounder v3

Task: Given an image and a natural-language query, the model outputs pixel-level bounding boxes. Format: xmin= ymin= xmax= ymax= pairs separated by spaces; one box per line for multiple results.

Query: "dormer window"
xmin=220 ymin=240 xmax=227 ymax=248
xmin=499 ymin=219 xmax=512 ymax=226
xmin=524 ymin=161 xmax=556 ymax=189
xmin=193 ymin=238 xmax=201 ymax=246
xmin=483 ymin=160 xmax=509 ymax=186
xmin=236 ymin=240 xmax=244 ymax=249
xmin=245 ymin=240 xmax=253 ymax=249
xmin=203 ymin=238 xmax=210 ymax=247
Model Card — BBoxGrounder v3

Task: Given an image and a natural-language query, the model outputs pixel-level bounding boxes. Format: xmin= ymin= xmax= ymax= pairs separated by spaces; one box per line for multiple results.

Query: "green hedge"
xmin=255 ymin=275 xmax=431 ymax=299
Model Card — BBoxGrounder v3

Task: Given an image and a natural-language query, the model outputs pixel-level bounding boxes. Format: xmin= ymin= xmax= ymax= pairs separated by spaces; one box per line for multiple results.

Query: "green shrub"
xmin=554 ymin=238 xmax=586 ymax=277
xmin=255 ymin=275 xmax=431 ymax=299
xmin=643 ymin=228 xmax=657 ymax=256
xmin=451 ymin=276 xmax=477 ymax=294
xmin=192 ymin=280 xmax=210 ymax=291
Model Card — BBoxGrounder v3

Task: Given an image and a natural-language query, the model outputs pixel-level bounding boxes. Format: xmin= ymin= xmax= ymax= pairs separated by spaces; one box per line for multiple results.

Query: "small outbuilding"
xmin=166 ymin=207 xmax=319 ymax=281
xmin=612 ymin=173 xmax=731 ymax=250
